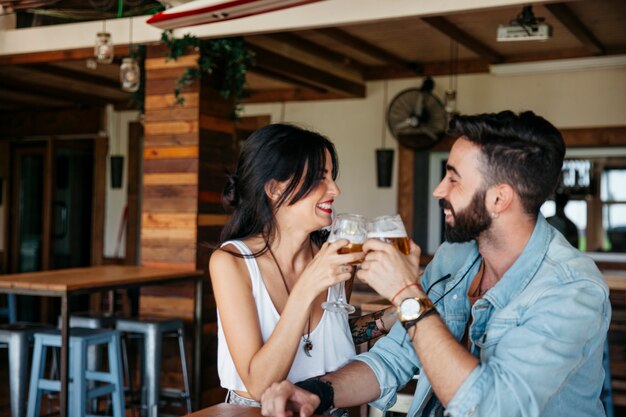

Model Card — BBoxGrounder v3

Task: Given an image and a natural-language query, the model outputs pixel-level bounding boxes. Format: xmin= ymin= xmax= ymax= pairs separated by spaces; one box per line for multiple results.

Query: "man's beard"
xmin=440 ymin=188 xmax=492 ymax=243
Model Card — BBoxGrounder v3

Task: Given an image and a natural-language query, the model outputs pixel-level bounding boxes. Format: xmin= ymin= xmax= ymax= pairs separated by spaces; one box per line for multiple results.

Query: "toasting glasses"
xmin=367 ymin=214 xmax=410 ymax=255
xmin=321 ymin=213 xmax=367 ymax=314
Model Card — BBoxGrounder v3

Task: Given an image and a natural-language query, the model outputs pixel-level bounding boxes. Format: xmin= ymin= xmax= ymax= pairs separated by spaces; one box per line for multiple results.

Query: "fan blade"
xmin=415 ymin=93 xmax=424 ymax=117
xmin=420 ymin=126 xmax=438 ymax=141
xmin=394 ymin=119 xmax=414 ymax=130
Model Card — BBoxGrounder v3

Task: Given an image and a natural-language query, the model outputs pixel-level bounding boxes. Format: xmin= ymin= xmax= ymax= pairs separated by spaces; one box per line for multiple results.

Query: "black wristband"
xmin=295 ymin=377 xmax=334 ymax=415
xmin=403 ymin=307 xmax=438 ymax=329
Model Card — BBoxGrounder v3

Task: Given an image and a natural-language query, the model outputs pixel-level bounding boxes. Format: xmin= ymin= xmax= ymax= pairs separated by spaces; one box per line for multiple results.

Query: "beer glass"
xmin=322 ymin=213 xmax=367 ymax=314
xmin=367 ymin=214 xmax=410 ymax=255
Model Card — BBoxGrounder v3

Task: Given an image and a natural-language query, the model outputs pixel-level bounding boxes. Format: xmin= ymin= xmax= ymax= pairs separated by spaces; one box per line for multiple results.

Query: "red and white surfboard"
xmin=147 ymin=0 xmax=324 ymax=29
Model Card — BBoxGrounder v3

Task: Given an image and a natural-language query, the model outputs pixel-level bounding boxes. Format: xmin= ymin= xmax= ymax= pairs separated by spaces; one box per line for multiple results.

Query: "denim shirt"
xmin=355 ymin=215 xmax=611 ymax=417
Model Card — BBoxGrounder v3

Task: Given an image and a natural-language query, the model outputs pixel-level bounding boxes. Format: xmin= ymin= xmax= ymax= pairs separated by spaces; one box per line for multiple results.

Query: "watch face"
xmin=400 ymin=298 xmax=421 ymax=321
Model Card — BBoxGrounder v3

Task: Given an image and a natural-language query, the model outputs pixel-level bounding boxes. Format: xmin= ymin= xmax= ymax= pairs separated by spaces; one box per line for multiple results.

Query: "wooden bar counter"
xmin=185 ymin=403 xmax=321 ymax=417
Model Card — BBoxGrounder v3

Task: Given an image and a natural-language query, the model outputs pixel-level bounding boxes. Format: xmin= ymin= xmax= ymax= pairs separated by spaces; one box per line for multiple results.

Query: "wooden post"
xmin=141 ymin=44 xmax=239 ymax=408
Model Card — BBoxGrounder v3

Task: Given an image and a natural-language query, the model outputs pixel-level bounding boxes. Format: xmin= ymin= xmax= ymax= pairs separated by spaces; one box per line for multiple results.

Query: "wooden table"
xmin=185 ymin=404 xmax=259 ymax=417
xmin=185 ymin=403 xmax=315 ymax=417
xmin=0 ymin=265 xmax=205 ymax=417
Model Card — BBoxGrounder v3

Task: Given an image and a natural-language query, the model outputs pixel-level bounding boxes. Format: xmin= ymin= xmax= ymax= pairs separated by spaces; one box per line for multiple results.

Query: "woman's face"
xmin=276 ymin=150 xmax=340 ymax=232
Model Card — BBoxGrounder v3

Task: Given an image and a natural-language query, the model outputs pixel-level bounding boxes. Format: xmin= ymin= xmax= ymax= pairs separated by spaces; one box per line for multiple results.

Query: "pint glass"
xmin=367 ymin=214 xmax=410 ymax=255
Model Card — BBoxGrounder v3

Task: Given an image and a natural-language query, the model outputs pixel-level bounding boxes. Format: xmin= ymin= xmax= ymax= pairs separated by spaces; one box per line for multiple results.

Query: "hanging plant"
xmin=161 ymin=30 xmax=253 ymax=115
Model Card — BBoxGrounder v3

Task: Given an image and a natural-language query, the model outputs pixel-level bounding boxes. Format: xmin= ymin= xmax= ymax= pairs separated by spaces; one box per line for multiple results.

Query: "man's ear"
xmin=486 ymin=183 xmax=514 ymax=214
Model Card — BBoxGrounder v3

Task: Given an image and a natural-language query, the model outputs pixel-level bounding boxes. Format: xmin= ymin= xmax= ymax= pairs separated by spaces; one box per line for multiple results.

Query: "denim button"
xmin=466 ymin=405 xmax=478 ymax=416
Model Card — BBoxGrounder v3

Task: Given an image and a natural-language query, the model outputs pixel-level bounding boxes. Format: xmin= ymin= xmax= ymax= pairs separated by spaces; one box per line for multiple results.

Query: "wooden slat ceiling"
xmin=0 ymin=0 xmax=624 ymax=111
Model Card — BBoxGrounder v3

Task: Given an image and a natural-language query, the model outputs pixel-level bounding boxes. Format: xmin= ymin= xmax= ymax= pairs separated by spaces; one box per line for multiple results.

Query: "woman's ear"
xmin=264 ymin=180 xmax=284 ymax=202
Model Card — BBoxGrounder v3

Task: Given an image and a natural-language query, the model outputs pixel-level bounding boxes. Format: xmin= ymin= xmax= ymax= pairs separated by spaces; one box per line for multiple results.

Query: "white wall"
xmin=103 ymin=107 xmax=141 ymax=259
xmin=241 ymin=68 xmax=626 ymax=235
xmin=240 ymin=85 xmax=400 ymax=219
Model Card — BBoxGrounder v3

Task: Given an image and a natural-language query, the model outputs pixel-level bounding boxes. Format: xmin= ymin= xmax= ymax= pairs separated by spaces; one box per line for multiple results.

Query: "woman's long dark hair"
xmin=220 ymin=123 xmax=338 ymax=255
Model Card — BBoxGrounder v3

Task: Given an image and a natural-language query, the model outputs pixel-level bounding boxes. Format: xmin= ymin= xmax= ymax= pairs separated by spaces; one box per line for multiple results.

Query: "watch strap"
xmin=402 ymin=307 xmax=438 ymax=329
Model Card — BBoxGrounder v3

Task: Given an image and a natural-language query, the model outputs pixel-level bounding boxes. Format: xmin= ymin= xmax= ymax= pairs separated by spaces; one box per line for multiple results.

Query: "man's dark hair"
xmin=448 ymin=111 xmax=565 ymax=216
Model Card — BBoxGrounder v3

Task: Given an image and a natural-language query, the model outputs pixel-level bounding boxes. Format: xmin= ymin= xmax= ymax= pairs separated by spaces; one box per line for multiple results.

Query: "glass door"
xmin=10 ymin=140 xmax=95 ymax=320
xmin=51 ymin=143 xmax=94 ymax=269
xmin=12 ymin=146 xmax=46 ymax=273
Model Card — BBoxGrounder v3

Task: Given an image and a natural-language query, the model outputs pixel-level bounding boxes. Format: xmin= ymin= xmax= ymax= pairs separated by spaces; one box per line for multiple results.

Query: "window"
xmin=429 ymin=153 xmax=626 ymax=255
xmin=601 ymin=167 xmax=626 ymax=252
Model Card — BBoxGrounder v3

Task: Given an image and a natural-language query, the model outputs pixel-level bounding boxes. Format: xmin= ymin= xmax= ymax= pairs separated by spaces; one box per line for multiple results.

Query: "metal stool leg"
xmin=121 ymin=333 xmax=137 ymax=417
xmin=177 ymin=327 xmax=192 ymax=413
xmin=26 ymin=336 xmax=47 ymax=417
xmin=109 ymin=332 xmax=126 ymax=417
xmin=70 ymin=337 xmax=87 ymax=417
xmin=144 ymin=326 xmax=162 ymax=417
xmin=7 ymin=331 xmax=29 ymax=417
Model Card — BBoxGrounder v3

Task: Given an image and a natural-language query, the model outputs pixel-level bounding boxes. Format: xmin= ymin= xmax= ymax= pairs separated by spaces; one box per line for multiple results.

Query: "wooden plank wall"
xmin=140 ymin=45 xmax=241 ymax=407
xmin=140 ymin=47 xmax=201 ymax=322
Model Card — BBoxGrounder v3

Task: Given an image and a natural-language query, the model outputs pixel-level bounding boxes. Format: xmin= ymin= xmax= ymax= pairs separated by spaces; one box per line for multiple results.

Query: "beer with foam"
xmin=367 ymin=215 xmax=409 ymax=255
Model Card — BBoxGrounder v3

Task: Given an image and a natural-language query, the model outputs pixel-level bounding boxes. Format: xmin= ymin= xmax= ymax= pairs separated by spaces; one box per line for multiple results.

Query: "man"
xmin=260 ymin=111 xmax=611 ymax=417
xmin=546 ymin=191 xmax=580 ymax=248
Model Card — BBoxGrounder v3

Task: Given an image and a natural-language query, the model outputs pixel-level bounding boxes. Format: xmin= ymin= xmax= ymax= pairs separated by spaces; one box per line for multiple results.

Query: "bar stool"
xmin=116 ymin=317 xmax=192 ymax=417
xmin=56 ymin=312 xmax=119 ymax=376
xmin=54 ymin=312 xmax=128 ymax=414
xmin=0 ymin=322 xmax=54 ymax=417
xmin=26 ymin=327 xmax=125 ymax=417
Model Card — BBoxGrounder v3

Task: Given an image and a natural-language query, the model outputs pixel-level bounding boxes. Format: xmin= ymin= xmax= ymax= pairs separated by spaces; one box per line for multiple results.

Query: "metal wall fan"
xmin=387 ymin=77 xmax=447 ymax=151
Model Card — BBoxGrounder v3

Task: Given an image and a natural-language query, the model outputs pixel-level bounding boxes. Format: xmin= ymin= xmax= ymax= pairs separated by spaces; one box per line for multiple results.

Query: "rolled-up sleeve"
xmin=353 ymin=322 xmax=420 ymax=410
xmin=445 ymin=280 xmax=610 ymax=417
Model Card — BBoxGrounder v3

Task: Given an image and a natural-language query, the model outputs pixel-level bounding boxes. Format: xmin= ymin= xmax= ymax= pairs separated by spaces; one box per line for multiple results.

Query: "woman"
xmin=210 ymin=123 xmax=369 ymax=406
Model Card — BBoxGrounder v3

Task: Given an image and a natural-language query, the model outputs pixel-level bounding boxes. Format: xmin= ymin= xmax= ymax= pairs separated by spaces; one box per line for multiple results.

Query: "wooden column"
xmin=141 ymin=46 xmax=200 ymax=316
xmin=141 ymin=44 xmax=238 ymax=408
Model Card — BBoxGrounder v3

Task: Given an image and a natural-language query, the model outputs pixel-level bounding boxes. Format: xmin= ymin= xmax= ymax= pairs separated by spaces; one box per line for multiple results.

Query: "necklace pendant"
xmin=303 ymin=338 xmax=313 ymax=357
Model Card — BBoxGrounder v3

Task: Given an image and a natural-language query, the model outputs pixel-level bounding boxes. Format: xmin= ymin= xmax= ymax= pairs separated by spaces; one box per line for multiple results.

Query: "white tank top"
xmin=217 ymin=240 xmax=356 ymax=391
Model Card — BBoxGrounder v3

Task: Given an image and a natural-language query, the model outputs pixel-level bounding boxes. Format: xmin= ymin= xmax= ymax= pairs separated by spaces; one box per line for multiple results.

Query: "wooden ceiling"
xmin=0 ymin=0 xmax=624 ymax=111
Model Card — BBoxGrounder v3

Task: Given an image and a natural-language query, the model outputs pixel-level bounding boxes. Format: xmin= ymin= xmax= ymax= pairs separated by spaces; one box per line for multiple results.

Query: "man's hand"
xmin=357 ymin=239 xmax=424 ymax=304
xmin=261 ymin=381 xmax=320 ymax=417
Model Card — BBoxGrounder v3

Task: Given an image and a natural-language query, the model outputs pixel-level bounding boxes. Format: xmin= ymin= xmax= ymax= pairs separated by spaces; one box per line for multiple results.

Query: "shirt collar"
xmin=483 ymin=214 xmax=551 ymax=309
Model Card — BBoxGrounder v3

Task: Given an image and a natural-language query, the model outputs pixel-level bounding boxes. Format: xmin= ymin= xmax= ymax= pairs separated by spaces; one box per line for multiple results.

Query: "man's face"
xmin=439 ymin=187 xmax=492 ymax=243
xmin=433 ymin=137 xmax=493 ymax=243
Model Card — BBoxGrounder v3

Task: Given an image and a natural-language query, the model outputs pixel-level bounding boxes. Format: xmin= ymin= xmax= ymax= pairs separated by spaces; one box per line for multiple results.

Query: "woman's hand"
xmin=294 ymin=239 xmax=363 ymax=299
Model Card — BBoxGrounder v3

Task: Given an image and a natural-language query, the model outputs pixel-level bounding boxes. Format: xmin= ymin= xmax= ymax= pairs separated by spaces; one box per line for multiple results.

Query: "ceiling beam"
xmin=266 ymin=33 xmax=365 ymax=72
xmin=0 ymin=78 xmax=116 ymax=107
xmin=0 ymin=88 xmax=73 ymax=108
xmin=246 ymin=34 xmax=364 ymax=84
xmin=313 ymin=28 xmax=420 ymax=72
xmin=0 ymin=65 xmax=128 ymax=101
xmin=248 ymin=68 xmax=327 ymax=92
xmin=421 ymin=16 xmax=503 ymax=64
xmin=544 ymin=2 xmax=605 ymax=55
xmin=365 ymin=58 xmax=489 ymax=80
xmin=0 ymin=45 xmax=131 ymax=65
xmin=26 ymin=63 xmax=121 ymax=90
xmin=243 ymin=89 xmax=348 ymax=104
xmin=248 ymin=44 xmax=365 ymax=98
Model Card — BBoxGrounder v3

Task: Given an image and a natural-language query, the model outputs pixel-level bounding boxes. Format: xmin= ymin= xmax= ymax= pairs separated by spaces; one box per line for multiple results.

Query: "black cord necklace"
xmin=426 ymin=254 xmax=482 ymax=305
xmin=268 ymin=243 xmax=314 ymax=357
